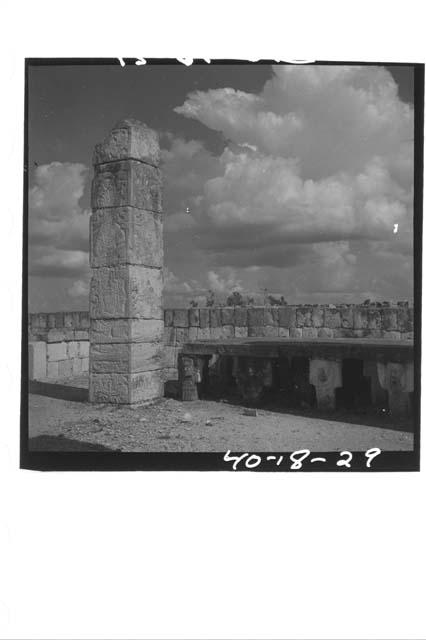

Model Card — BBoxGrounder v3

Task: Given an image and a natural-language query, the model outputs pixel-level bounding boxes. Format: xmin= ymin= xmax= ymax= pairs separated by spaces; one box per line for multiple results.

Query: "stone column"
xmin=309 ymin=359 xmax=342 ymax=410
xmin=363 ymin=360 xmax=387 ymax=408
xmin=89 ymin=119 xmax=164 ymax=404
xmin=377 ymin=361 xmax=414 ymax=417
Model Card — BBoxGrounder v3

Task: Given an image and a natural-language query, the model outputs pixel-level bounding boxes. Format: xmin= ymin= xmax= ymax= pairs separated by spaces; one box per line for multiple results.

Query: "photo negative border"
xmin=20 ymin=58 xmax=424 ymax=471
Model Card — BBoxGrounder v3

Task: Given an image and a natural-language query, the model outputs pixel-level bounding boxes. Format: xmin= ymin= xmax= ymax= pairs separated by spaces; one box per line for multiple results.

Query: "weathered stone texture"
xmin=311 ymin=307 xmax=324 ymax=328
xmin=199 ymin=309 xmax=209 ymax=329
xmin=302 ymin=327 xmax=318 ymax=339
xmin=382 ymin=309 xmax=398 ymax=331
xmin=210 ymin=308 xmax=221 ymax=328
xmin=173 ymin=309 xmax=189 ymax=327
xmin=278 ymin=306 xmax=296 ymax=328
xmin=93 ymin=119 xmax=161 ymax=167
xmin=189 ymin=308 xmax=200 ymax=327
xmin=235 ymin=326 xmax=248 ymax=338
xmin=90 ymin=341 xmax=164 ymax=374
xmin=90 ymin=369 xmax=164 ymax=404
xmin=296 ymin=307 xmax=312 ymax=327
xmin=318 ymin=328 xmax=333 ymax=338
xmin=289 ymin=327 xmax=302 ymax=338
xmin=91 ymin=208 xmax=163 ymax=268
xmin=47 ymin=342 xmax=67 ymax=362
xmin=264 ymin=307 xmax=278 ymax=326
xmin=91 ymin=160 xmax=162 ymax=212
xmin=324 ymin=308 xmax=341 ymax=329
xmin=341 ymin=307 xmax=354 ymax=329
xmin=234 ymin=307 xmax=248 ymax=327
xmin=221 ymin=307 xmax=235 ymax=326
xmin=90 ymin=265 xmax=162 ymax=320
xmin=28 ymin=342 xmax=47 ymax=380
xmin=247 ymin=307 xmax=264 ymax=327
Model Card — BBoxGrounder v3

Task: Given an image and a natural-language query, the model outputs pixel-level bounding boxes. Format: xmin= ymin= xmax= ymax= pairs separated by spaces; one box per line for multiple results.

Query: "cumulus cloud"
xmin=168 ymin=65 xmax=414 ymax=301
xmin=29 ymin=162 xmax=90 ymax=276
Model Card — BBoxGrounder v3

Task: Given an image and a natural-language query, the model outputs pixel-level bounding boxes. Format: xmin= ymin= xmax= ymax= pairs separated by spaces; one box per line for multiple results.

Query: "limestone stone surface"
xmin=91 ymin=160 xmax=162 ymax=212
xmin=90 ymin=265 xmax=163 ymax=320
xmin=234 ymin=308 xmax=248 ymax=327
xmin=90 ymin=341 xmax=164 ymax=374
xmin=90 ymin=318 xmax=163 ymax=343
xmin=90 ymin=369 xmax=164 ymax=404
xmin=28 ymin=342 xmax=47 ymax=380
xmin=93 ymin=120 xmax=161 ymax=167
xmin=47 ymin=342 xmax=67 ymax=362
xmin=235 ymin=326 xmax=249 ymax=338
xmin=278 ymin=307 xmax=296 ymax=328
xmin=199 ymin=309 xmax=209 ymax=328
xmin=91 ymin=208 xmax=163 ymax=268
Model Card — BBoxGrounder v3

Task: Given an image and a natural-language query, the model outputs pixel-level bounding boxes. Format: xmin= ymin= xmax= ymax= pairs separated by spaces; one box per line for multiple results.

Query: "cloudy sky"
xmin=28 ymin=63 xmax=415 ymax=311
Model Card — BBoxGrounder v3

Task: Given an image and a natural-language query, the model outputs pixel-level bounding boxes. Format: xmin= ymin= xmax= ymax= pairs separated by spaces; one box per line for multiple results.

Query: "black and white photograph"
xmin=22 ymin=59 xmax=422 ymax=471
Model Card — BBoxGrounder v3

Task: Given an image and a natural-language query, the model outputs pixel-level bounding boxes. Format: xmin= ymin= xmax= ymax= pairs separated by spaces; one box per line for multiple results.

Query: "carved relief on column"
xmin=376 ymin=361 xmax=414 ymax=417
xmin=89 ymin=119 xmax=164 ymax=404
xmin=309 ymin=358 xmax=342 ymax=410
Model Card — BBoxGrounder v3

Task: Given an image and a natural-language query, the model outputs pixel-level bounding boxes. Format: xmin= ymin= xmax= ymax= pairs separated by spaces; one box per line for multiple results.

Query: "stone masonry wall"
xmin=162 ymin=304 xmax=414 ymax=381
xmin=28 ymin=305 xmax=414 ymax=382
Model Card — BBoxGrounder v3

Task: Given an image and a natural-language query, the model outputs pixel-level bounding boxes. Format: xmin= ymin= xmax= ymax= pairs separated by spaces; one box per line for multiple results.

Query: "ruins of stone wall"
xmin=28 ymin=305 xmax=414 ymax=383
xmin=162 ymin=305 xmax=414 ymax=381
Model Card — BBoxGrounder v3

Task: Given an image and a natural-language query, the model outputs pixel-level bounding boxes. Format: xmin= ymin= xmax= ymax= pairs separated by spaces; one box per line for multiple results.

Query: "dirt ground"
xmin=27 ymin=376 xmax=414 ymax=452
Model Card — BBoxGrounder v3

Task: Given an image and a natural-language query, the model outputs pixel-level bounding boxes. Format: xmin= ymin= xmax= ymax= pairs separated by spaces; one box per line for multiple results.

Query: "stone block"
xmin=234 ymin=307 xmax=248 ymax=327
xmin=28 ymin=342 xmax=47 ymax=380
xmin=93 ymin=119 xmax=160 ymax=166
xmin=37 ymin=313 xmax=47 ymax=329
xmin=90 ymin=265 xmax=162 ymax=320
xmin=164 ymin=346 xmax=178 ymax=368
xmin=353 ymin=307 xmax=368 ymax=330
xmin=48 ymin=313 xmax=56 ymax=329
xmin=90 ymin=318 xmax=162 ymax=343
xmin=221 ymin=307 xmax=235 ymax=326
xmin=47 ymin=342 xmax=67 ymax=362
xmin=296 ymin=306 xmax=312 ymax=327
xmin=91 ymin=160 xmax=162 ymax=212
xmin=188 ymin=327 xmax=198 ymax=341
xmin=210 ymin=308 xmax=221 ymax=328
xmin=79 ymin=312 xmax=90 ymax=329
xmin=175 ymin=328 xmax=189 ymax=343
xmin=173 ymin=309 xmax=189 ymax=327
xmin=278 ymin=327 xmax=290 ymax=338
xmin=164 ymin=309 xmax=174 ymax=327
xmin=81 ymin=357 xmax=89 ymax=372
xmin=335 ymin=329 xmax=356 ymax=338
xmin=163 ymin=326 xmax=176 ymax=345
xmin=247 ymin=307 xmax=264 ymax=327
xmin=367 ymin=309 xmax=382 ymax=330
xmin=402 ymin=332 xmax=414 ymax=340
xmin=248 ymin=325 xmax=266 ymax=337
xmin=90 ymin=208 xmax=163 ymax=268
xmin=47 ymin=361 xmax=59 ymax=378
xmin=46 ymin=329 xmax=66 ymax=343
xmin=210 ymin=327 xmax=223 ymax=339
xmin=235 ymin=326 xmax=248 ymax=338
xmin=197 ymin=327 xmax=211 ymax=340
xmin=318 ymin=328 xmax=333 ymax=338
xmin=199 ymin=309 xmax=209 ymax=329
xmin=90 ymin=341 xmax=164 ymax=374
xmin=75 ymin=331 xmax=89 ymax=340
xmin=78 ymin=341 xmax=90 ymax=357
xmin=407 ymin=308 xmax=414 ymax=331
xmin=67 ymin=341 xmax=79 ymax=358
xmin=383 ymin=331 xmax=401 ymax=340
xmin=278 ymin=306 xmax=296 ymax=328
xmin=290 ymin=327 xmax=303 ymax=338
xmin=324 ymin=308 xmax=341 ymax=329
xmin=382 ymin=309 xmax=398 ymax=331
xmin=54 ymin=312 xmax=65 ymax=328
xmin=72 ymin=357 xmax=83 ymax=375
xmin=264 ymin=307 xmax=278 ymax=326
xmin=311 ymin=307 xmax=324 ymax=328
xmin=302 ymin=327 xmax=318 ymax=338
xmin=341 ymin=307 xmax=354 ymax=329
xmin=189 ymin=308 xmax=200 ymax=327
xmin=64 ymin=312 xmax=75 ymax=328
xmin=222 ymin=325 xmax=235 ymax=338
xmin=58 ymin=359 xmax=73 ymax=378
xmin=264 ymin=325 xmax=279 ymax=337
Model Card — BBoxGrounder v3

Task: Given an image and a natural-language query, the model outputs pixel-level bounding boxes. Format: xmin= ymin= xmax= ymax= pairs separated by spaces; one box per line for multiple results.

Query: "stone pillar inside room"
xmin=89 ymin=119 xmax=164 ymax=403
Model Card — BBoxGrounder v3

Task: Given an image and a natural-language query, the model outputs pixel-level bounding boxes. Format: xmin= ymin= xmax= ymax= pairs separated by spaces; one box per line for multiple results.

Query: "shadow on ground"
xmin=29 ymin=380 xmax=88 ymax=403
xmin=28 ymin=434 xmax=116 ymax=451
